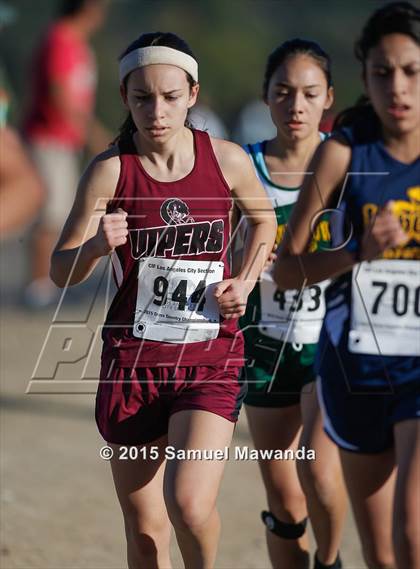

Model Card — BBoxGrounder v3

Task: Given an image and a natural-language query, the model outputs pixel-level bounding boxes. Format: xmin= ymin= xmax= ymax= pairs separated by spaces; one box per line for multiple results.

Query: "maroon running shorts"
xmin=95 ymin=362 xmax=246 ymax=445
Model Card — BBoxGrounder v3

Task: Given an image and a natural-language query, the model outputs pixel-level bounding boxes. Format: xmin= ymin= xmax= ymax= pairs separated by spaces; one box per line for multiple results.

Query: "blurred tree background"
xmin=1 ymin=0 xmax=386 ymax=135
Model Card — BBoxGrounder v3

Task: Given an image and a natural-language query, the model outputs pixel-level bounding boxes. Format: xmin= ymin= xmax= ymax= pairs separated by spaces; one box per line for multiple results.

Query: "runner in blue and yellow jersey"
xmin=275 ymin=4 xmax=420 ymax=568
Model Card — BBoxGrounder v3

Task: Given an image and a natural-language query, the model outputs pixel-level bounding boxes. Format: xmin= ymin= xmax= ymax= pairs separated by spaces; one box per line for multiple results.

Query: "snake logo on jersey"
xmin=160 ymin=198 xmax=195 ymax=225
xmin=129 ymin=197 xmax=225 ymax=259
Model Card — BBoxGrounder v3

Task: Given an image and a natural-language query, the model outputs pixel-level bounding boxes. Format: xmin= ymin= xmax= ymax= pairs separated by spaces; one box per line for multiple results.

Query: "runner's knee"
xmin=165 ymin=491 xmax=215 ymax=531
xmin=126 ymin=530 xmax=159 ymax=562
xmin=393 ymin=522 xmax=420 ymax=566
xmin=123 ymin=509 xmax=170 ymax=554
xmin=362 ymin=543 xmax=394 ymax=569
xmin=299 ymin=459 xmax=339 ymax=502
xmin=266 ymin=485 xmax=307 ymax=522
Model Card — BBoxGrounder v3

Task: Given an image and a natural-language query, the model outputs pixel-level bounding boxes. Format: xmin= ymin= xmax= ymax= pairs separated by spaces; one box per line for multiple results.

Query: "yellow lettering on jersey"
xmin=362 ymin=186 xmax=420 ymax=259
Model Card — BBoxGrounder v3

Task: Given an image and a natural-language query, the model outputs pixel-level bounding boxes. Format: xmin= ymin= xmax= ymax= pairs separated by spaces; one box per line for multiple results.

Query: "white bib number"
xmin=259 ymin=271 xmax=329 ymax=344
xmin=349 ymin=260 xmax=420 ymax=356
xmin=133 ymin=258 xmax=224 ymax=344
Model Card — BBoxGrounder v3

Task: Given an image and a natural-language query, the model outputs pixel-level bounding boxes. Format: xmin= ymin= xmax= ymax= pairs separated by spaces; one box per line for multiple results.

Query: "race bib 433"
xmin=259 ymin=270 xmax=329 ymax=344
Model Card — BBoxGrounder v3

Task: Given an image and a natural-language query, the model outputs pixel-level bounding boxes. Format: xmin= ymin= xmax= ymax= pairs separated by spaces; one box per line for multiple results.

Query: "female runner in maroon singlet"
xmin=50 ymin=32 xmax=276 ymax=569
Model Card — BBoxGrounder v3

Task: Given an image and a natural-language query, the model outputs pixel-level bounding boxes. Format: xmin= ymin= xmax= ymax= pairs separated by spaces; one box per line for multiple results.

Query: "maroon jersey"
xmin=102 ymin=129 xmax=244 ymax=367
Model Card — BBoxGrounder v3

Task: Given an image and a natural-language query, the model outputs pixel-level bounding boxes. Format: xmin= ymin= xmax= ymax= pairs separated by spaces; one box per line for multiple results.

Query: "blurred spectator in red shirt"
xmin=23 ymin=0 xmax=109 ymax=308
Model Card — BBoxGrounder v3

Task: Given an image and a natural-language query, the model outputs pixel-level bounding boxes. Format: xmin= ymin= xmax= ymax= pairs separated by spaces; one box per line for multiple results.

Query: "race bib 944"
xmin=133 ymin=258 xmax=224 ymax=344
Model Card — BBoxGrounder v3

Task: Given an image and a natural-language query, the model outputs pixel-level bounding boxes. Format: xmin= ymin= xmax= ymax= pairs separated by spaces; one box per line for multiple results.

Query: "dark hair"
xmin=263 ymin=38 xmax=332 ymax=99
xmin=355 ymin=1 xmax=419 ymax=74
xmin=115 ymin=32 xmax=197 ymax=144
xmin=333 ymin=2 xmax=420 ymax=133
xmin=58 ymin=0 xmax=100 ymax=17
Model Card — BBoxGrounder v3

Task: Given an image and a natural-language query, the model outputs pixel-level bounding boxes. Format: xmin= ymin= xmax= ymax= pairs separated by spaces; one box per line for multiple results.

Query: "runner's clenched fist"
xmin=360 ymin=201 xmax=408 ymax=262
xmin=92 ymin=208 xmax=128 ymax=256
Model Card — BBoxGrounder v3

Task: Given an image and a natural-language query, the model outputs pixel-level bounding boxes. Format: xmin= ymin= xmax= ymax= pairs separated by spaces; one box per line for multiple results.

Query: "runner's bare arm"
xmin=229 ymin=202 xmax=245 ymax=277
xmin=0 ymin=127 xmax=44 ymax=237
xmin=50 ymin=147 xmax=124 ymax=287
xmin=210 ymin=139 xmax=276 ymax=318
xmin=274 ymin=137 xmax=408 ymax=290
xmin=273 ymin=137 xmax=357 ymax=289
xmin=213 ymin=139 xmax=277 ymax=284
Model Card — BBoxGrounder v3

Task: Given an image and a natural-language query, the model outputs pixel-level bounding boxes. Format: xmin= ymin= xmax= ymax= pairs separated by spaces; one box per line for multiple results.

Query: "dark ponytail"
xmin=114 ymin=32 xmax=198 ymax=145
xmin=333 ymin=2 xmax=420 ymax=135
xmin=116 ymin=114 xmax=137 ymax=144
xmin=333 ymin=95 xmax=380 ymax=139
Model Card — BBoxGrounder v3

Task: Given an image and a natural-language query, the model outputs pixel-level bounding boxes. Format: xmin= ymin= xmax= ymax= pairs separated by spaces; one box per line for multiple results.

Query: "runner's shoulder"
xmin=82 ymin=145 xmax=121 ymax=200
xmin=321 ymin=131 xmax=352 ymax=157
xmin=210 ymin=137 xmax=254 ymax=183
xmin=312 ymin=132 xmax=352 ymax=178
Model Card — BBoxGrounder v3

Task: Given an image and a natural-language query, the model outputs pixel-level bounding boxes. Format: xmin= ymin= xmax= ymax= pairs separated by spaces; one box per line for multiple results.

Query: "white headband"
xmin=119 ymin=46 xmax=198 ymax=83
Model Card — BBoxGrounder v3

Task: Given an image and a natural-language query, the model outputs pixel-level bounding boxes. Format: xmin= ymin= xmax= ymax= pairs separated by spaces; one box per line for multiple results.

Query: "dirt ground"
xmin=0 ymin=295 xmax=367 ymax=569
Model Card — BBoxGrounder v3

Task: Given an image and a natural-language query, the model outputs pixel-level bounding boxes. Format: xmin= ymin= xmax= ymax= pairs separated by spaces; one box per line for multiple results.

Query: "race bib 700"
xmin=349 ymin=259 xmax=420 ymax=356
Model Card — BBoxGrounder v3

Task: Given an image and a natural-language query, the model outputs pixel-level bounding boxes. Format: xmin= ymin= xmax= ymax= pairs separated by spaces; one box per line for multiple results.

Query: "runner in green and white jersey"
xmin=242 ymin=137 xmax=330 ymax=407
xmin=238 ymin=40 xmax=347 ymax=569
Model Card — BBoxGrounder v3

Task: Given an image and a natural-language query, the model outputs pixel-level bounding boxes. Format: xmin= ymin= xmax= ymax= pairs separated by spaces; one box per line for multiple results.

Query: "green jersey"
xmin=240 ymin=138 xmax=331 ymax=368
